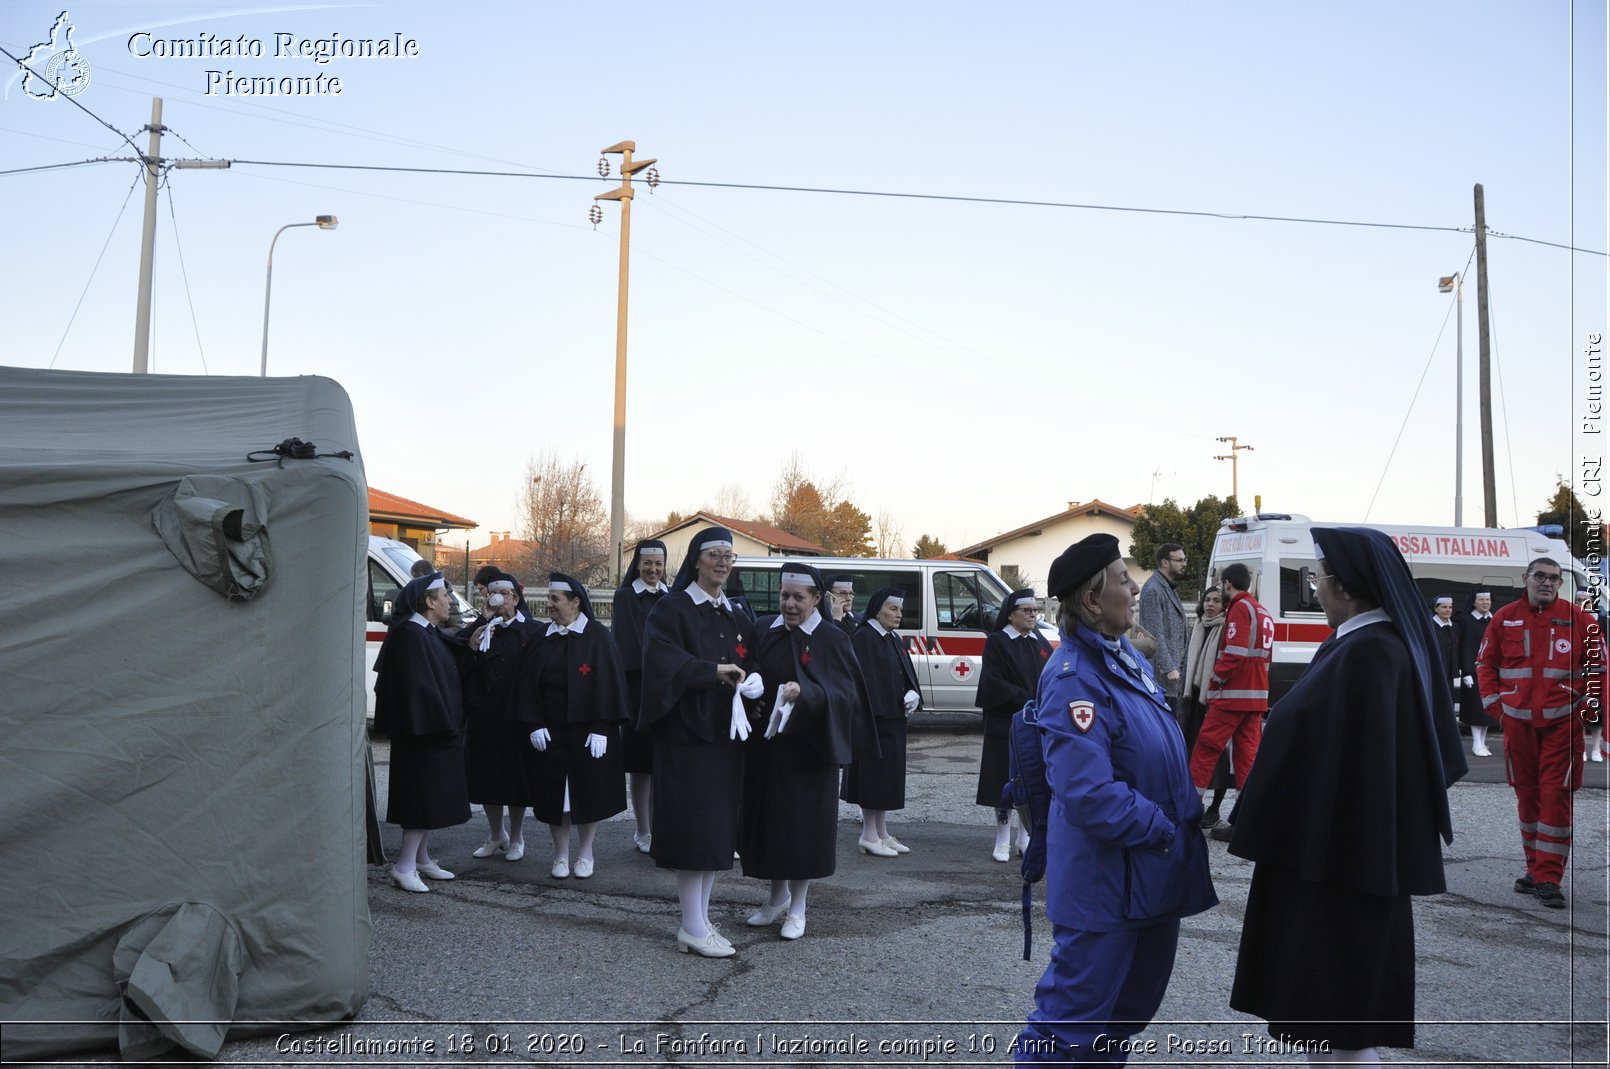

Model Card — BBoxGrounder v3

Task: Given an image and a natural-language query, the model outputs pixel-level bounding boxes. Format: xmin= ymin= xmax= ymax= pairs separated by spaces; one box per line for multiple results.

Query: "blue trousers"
xmin=1016 ymin=919 xmax=1180 ymax=1065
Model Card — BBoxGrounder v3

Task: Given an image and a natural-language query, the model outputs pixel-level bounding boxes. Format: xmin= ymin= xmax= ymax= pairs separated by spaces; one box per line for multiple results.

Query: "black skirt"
xmin=386 ymin=732 xmax=470 ymax=831
xmin=649 ymin=714 xmax=744 ymax=871
xmin=841 ymin=716 xmax=907 ymax=810
xmin=1231 ymin=864 xmax=1416 ymax=1050
xmin=464 ymin=711 xmax=534 ymax=807
xmin=740 ymin=732 xmax=839 ymax=881
xmin=621 ymin=671 xmax=654 ymax=775
xmin=976 ymin=728 xmax=1009 ymax=809
xmin=526 ymin=721 xmax=627 ymax=825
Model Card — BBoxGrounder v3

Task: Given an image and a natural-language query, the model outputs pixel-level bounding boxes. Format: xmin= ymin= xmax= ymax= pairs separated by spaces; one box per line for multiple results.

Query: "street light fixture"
xmin=260 ymin=214 xmax=338 ymax=377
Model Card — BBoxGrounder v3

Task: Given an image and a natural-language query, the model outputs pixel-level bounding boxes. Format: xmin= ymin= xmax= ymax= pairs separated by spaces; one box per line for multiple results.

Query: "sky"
xmin=3 ymin=1 xmax=1606 ymax=558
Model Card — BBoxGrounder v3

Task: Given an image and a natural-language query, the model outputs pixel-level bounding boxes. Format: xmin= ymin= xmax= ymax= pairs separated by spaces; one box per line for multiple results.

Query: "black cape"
xmin=752 ymin=614 xmax=874 ymax=766
xmin=513 ymin=619 xmax=631 ymax=729
xmin=975 ymin=629 xmax=1051 ymax=737
xmin=638 ymin=591 xmax=758 ymax=740
xmin=1431 ymin=618 xmax=1457 ymax=681
xmin=610 ymin=582 xmax=668 ymax=673
xmin=1229 ymin=621 xmax=1449 ymax=898
xmin=851 ymin=621 xmax=922 ymax=719
xmin=374 ymin=621 xmax=463 ymax=738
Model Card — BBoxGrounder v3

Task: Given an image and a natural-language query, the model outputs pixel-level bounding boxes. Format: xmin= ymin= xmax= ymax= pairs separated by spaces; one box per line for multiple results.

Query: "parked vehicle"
xmin=1203 ymin=513 xmax=1588 ymax=703
xmin=728 ymin=556 xmax=1057 ymax=713
xmin=364 ymin=535 xmax=474 ymax=717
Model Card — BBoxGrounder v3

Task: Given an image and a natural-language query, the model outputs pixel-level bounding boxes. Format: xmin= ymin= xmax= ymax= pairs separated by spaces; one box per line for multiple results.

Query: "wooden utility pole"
xmin=1214 ymin=435 xmax=1254 ymax=502
xmin=131 ymin=97 xmax=163 ymax=373
xmin=1473 ymin=184 xmax=1497 ymax=527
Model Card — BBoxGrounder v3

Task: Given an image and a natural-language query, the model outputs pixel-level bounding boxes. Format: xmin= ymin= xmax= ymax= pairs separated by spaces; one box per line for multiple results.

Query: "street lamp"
xmin=1438 ymin=272 xmax=1464 ymax=526
xmin=260 ymin=214 xmax=338 ymax=377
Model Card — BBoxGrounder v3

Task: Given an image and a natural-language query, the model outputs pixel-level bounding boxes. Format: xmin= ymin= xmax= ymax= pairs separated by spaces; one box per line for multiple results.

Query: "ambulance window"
xmin=936 ymin=569 xmax=1008 ymax=631
xmin=368 ymin=559 xmax=400 ymax=622
xmin=1280 ymin=559 xmax=1324 ymax=615
xmin=1410 ymin=568 xmax=1522 ymax=614
xmin=731 ymin=567 xmax=778 ymax=615
xmin=833 ymin=569 xmax=924 ymax=624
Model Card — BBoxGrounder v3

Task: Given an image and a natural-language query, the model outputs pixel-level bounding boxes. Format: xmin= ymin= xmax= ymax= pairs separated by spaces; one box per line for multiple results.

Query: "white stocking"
xmin=1472 ymin=725 xmax=1488 ymax=750
xmin=396 ymin=829 xmax=426 ymax=873
xmin=675 ymin=870 xmax=707 ymax=936
xmin=631 ymin=773 xmax=653 ymax=835
xmin=786 ymin=879 xmax=810 ymax=918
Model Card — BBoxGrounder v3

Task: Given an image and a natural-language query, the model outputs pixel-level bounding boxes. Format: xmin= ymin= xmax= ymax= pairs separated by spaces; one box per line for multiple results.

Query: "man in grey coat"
xmin=1138 ymin=542 xmax=1190 ymax=720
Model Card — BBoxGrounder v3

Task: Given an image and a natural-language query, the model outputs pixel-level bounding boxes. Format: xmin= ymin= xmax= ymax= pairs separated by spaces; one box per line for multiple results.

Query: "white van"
xmin=1204 ymin=513 xmax=1587 ymax=703
xmin=363 ymin=535 xmax=475 ymax=716
xmin=728 ymin=556 xmax=1058 ymax=713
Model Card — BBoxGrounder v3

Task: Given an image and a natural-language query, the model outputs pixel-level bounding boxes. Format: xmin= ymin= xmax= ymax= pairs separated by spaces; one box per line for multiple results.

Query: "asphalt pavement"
xmin=181 ymin=719 xmax=1608 ymax=1066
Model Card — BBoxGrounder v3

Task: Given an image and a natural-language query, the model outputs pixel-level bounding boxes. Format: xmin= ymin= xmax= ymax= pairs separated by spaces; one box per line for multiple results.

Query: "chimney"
xmin=1067 ymin=501 xmax=1081 ymax=510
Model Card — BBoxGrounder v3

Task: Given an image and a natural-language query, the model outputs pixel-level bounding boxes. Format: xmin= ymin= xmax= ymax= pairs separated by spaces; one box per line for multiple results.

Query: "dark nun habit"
xmin=740 ymin=563 xmax=873 ymax=881
xmin=374 ymin=572 xmax=471 ymax=830
xmin=512 ymin=574 xmax=630 ymax=825
xmin=638 ymin=527 xmax=759 ymax=871
xmin=974 ymin=588 xmax=1052 ymax=808
xmin=461 ymin=571 xmax=541 ymax=808
xmin=1229 ymin=526 xmax=1467 ymax=1051
xmin=841 ymin=587 xmax=922 ymax=810
xmin=611 ymin=540 xmax=673 ymax=775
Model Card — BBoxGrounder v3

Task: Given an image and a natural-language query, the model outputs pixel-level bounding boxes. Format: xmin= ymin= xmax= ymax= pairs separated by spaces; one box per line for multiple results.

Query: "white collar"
xmin=408 ymin=613 xmax=431 ymax=629
xmin=1470 ymin=610 xmax=1490 ymax=620
xmin=686 ymin=584 xmax=732 ymax=611
xmin=546 ymin=613 xmax=590 ymax=637
xmin=1336 ymin=607 xmax=1390 ymax=638
xmin=769 ymin=608 xmax=823 ymax=634
xmin=1432 ymin=617 xmax=1453 ymax=628
xmin=868 ymin=618 xmax=889 ymax=636
xmin=632 ymin=578 xmax=668 ymax=594
xmin=1004 ymin=625 xmax=1034 ymax=639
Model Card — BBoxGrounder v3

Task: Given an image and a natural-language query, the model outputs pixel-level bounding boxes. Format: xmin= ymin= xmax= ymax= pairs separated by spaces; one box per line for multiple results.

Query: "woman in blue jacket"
xmin=1016 ymin=534 xmax=1217 ymax=1065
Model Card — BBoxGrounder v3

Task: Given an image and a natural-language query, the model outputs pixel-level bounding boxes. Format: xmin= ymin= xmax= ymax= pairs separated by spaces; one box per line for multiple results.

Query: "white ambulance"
xmin=1203 ymin=514 xmax=1587 ymax=702
xmin=363 ymin=535 xmax=475 ymax=717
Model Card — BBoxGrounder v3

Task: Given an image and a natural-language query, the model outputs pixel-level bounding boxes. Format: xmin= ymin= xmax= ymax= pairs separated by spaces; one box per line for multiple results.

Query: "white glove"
xmin=765 ymin=692 xmax=795 ymax=739
xmin=737 ymin=672 xmax=764 ymax=699
xmin=729 ymin=689 xmax=752 ymax=741
xmin=585 ymin=732 xmax=607 ymax=758
xmin=902 ymin=689 xmax=920 ymax=715
xmin=1464 ymin=675 xmax=1475 ymax=688
xmin=529 ymin=728 xmax=550 ymax=751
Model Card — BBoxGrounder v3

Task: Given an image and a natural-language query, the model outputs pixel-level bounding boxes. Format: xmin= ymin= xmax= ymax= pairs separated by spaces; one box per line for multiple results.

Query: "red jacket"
xmin=1476 ymin=597 xmax=1605 ymax=726
xmin=1205 ymin=590 xmax=1273 ymax=712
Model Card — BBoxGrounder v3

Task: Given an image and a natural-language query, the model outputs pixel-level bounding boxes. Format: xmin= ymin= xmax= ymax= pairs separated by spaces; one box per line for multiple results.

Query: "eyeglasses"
xmin=1313 ymin=574 xmax=1342 ymax=585
xmin=703 ymin=551 xmax=736 ymax=563
xmin=1167 ymin=557 xmax=1187 ymax=565
xmin=1529 ymin=572 xmax=1565 ymax=585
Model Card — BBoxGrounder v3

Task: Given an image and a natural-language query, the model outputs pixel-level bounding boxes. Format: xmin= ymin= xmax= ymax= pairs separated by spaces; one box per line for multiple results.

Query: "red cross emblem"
xmin=578 ymin=663 xmax=591 ymax=676
xmin=949 ymin=657 xmax=973 ymax=682
xmin=735 ymin=642 xmax=748 ymax=658
xmin=800 ymin=651 xmax=811 ymax=665
xmin=1038 ymin=646 xmax=1048 ymax=659
xmin=1069 ymin=700 xmax=1095 ymax=733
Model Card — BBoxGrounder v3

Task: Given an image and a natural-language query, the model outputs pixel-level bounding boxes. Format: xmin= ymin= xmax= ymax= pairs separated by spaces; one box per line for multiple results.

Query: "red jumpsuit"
xmin=1476 ymin=598 xmax=1605 ymax=885
xmin=1190 ymin=590 xmax=1273 ymax=790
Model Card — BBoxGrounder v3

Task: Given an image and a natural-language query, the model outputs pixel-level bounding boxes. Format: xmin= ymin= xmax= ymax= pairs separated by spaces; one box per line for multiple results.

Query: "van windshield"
xmin=936 ymin=568 xmax=1011 ymax=631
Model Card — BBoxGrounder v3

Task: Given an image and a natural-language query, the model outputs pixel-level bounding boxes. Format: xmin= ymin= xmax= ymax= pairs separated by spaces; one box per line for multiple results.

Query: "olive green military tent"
xmin=0 ymin=366 xmax=371 ymax=1060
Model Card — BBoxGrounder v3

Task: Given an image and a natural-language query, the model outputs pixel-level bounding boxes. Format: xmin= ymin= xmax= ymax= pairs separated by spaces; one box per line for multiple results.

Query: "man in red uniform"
xmin=1476 ymin=557 xmax=1605 ymax=909
xmin=1190 ymin=562 xmax=1274 ymax=799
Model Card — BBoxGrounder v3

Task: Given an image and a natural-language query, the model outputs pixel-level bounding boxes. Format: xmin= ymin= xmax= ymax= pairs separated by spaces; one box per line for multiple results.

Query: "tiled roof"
xmin=955 ymin=499 xmax=1142 ymax=556
xmin=368 ymin=487 xmax=476 ymax=529
xmin=649 ymin=511 xmax=829 ymax=554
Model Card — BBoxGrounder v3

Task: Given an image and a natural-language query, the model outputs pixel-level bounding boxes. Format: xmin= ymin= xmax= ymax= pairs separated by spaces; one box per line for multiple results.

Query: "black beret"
xmin=1047 ymin=533 xmax=1121 ymax=599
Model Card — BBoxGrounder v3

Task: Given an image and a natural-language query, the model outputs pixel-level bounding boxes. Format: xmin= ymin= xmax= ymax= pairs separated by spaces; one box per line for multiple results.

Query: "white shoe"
xmin=881 ymin=835 xmax=910 ymax=854
xmin=634 ymin=832 xmax=653 ymax=854
xmin=780 ymin=913 xmax=806 ymax=940
xmin=858 ymin=837 xmax=897 ymax=857
xmin=573 ymin=856 xmax=594 ymax=878
xmin=992 ymin=843 xmax=1011 ymax=863
xmin=1472 ymin=745 xmax=1492 ymax=758
xmin=504 ymin=840 xmax=525 ymax=862
xmin=1015 ymin=835 xmax=1031 ymax=856
xmin=472 ymin=837 xmax=508 ymax=858
xmin=416 ymin=860 xmax=455 ymax=881
xmin=550 ymin=857 xmax=570 ymax=879
xmin=746 ymin=896 xmax=791 ymax=926
xmin=676 ymin=927 xmax=735 ymax=957
xmin=389 ymin=867 xmax=429 ymax=893
xmin=1590 ymin=748 xmax=1605 ymax=763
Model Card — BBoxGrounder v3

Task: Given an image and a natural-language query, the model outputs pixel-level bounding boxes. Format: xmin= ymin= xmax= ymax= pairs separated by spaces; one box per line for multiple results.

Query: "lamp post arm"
xmin=260 ymin=222 xmax=318 ymax=378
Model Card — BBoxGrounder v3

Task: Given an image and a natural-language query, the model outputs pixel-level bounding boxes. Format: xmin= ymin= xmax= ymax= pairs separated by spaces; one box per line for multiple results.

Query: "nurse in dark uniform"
xmin=842 ymin=587 xmax=922 ymax=856
xmin=1228 ymin=526 xmax=1466 ymax=1062
xmin=513 ymin=573 xmax=630 ymax=880
xmin=975 ymin=588 xmax=1052 ymax=862
xmin=610 ymin=540 xmax=672 ymax=853
xmin=373 ymin=571 xmax=471 ymax=893
xmin=639 ymin=527 xmax=762 ymax=957
xmin=740 ymin=563 xmax=871 ymax=941
xmin=462 ymin=571 xmax=540 ymax=861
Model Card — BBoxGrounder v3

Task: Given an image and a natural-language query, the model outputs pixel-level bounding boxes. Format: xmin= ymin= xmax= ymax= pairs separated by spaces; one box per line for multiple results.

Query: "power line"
xmin=224 ymin=157 xmax=1608 ymax=255
xmin=47 ymin=169 xmax=143 ymax=369
xmin=0 ymin=44 xmax=145 ymax=158
xmin=0 ymin=156 xmax=134 ymax=177
xmin=163 ymin=181 xmax=208 ymax=375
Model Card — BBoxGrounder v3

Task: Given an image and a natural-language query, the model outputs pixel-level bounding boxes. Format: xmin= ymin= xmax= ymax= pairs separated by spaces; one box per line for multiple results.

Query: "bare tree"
xmin=710 ymin=482 xmax=756 ymax=521
xmin=872 ymin=508 xmax=905 ymax=558
xmin=517 ymin=451 xmax=610 ymax=585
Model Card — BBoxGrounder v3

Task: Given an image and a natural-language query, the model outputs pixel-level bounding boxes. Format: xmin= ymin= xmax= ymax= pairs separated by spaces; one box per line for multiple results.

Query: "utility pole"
xmin=130 ymin=96 xmax=229 ymax=374
xmin=131 ymin=97 xmax=163 ymax=374
xmin=592 ymin=141 xmax=658 ymax=585
xmin=1214 ymin=436 xmax=1254 ymax=503
xmin=1438 ymin=271 xmax=1465 ymax=526
xmin=1473 ymin=183 xmax=1498 ymax=527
